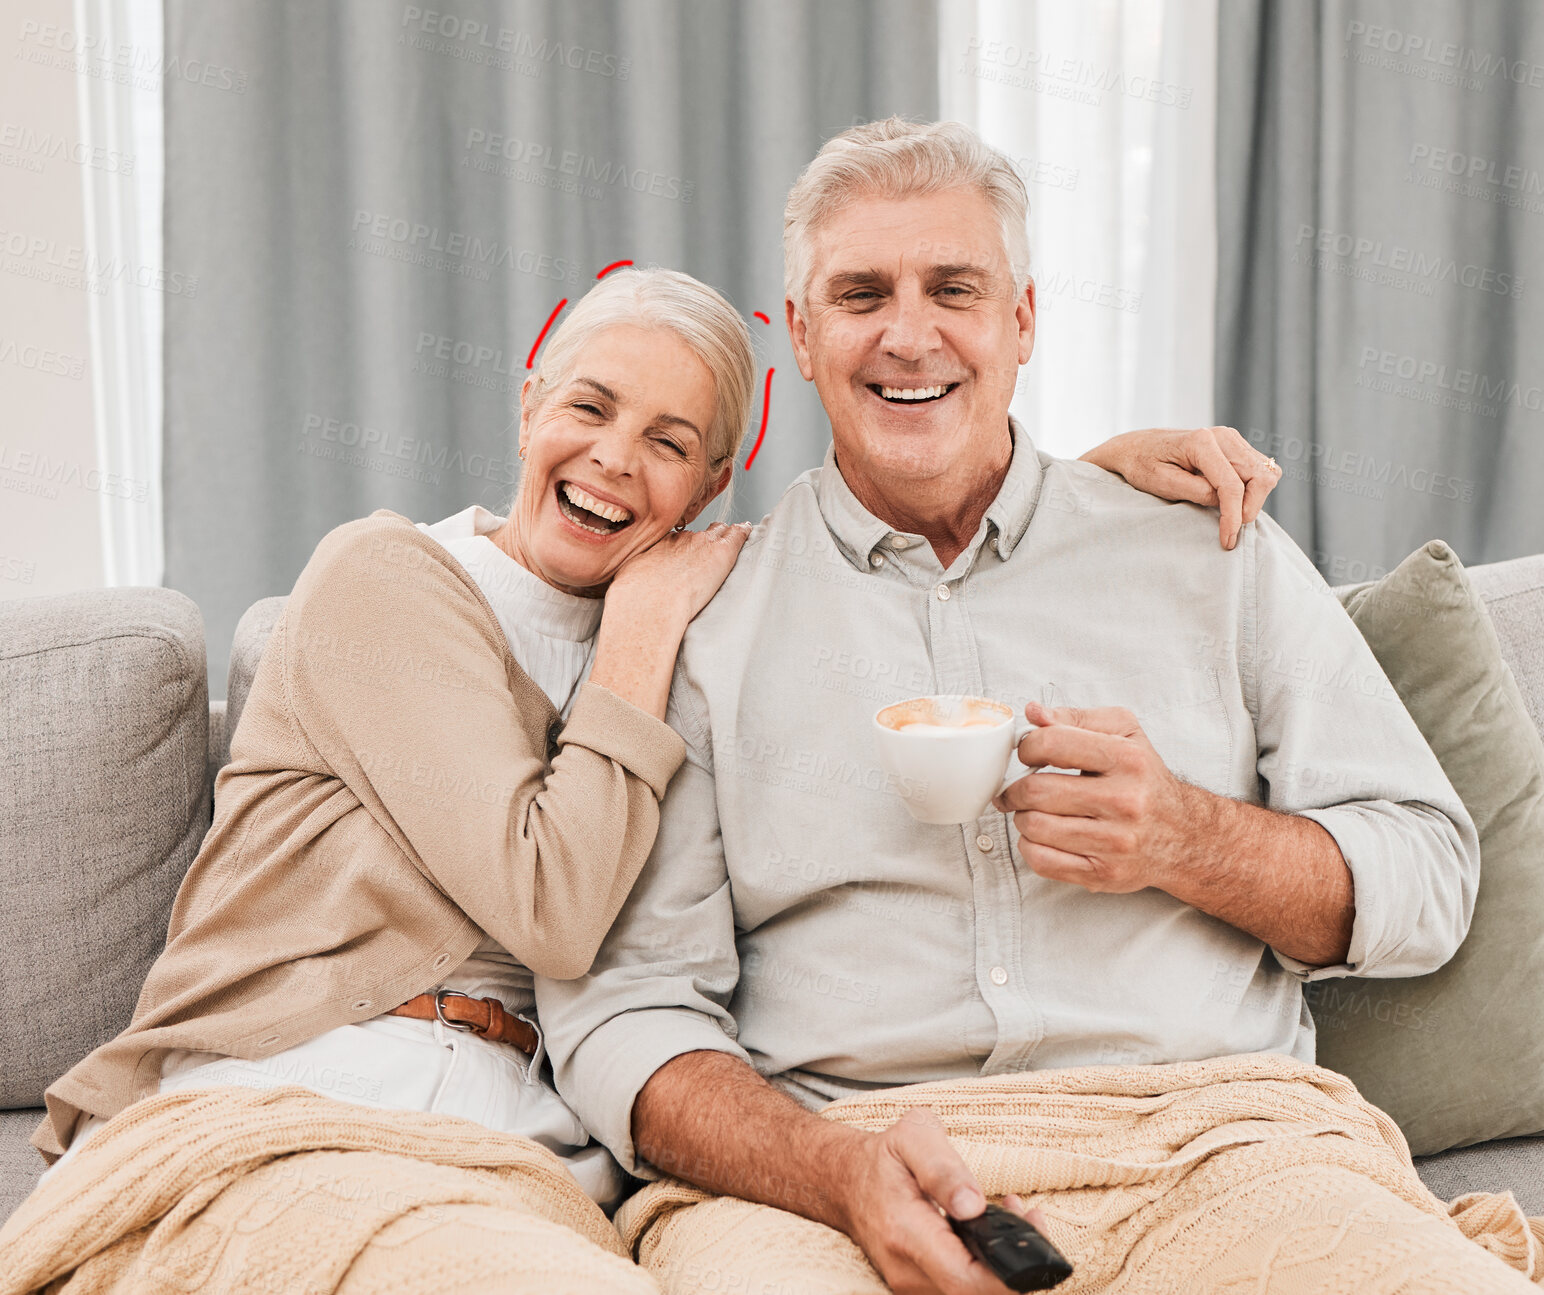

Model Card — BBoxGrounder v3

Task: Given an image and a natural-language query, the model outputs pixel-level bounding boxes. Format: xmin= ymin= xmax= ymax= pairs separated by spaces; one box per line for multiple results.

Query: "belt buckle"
xmin=433 ymin=989 xmax=477 ymax=1033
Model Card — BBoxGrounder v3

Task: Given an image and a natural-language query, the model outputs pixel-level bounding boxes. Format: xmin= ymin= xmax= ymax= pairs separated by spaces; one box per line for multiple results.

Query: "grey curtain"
xmin=163 ymin=0 xmax=938 ymax=691
xmin=1216 ymin=0 xmax=1544 ymax=583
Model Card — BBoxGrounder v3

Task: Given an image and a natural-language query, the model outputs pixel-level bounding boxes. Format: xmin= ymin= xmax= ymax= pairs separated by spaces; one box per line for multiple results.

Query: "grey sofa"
xmin=5 ymin=557 xmax=1544 ymax=1227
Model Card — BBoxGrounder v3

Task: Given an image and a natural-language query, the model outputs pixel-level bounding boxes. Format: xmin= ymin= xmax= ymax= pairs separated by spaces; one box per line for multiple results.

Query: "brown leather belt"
xmin=388 ymin=990 xmax=538 ymax=1055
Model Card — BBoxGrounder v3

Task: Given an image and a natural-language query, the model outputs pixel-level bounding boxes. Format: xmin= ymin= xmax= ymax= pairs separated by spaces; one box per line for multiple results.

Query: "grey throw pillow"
xmin=1305 ymin=540 xmax=1544 ymax=1155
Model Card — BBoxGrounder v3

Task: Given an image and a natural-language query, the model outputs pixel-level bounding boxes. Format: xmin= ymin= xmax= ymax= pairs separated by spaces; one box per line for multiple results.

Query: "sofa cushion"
xmin=1308 ymin=542 xmax=1544 ymax=1155
xmin=0 ymin=589 xmax=210 ymax=1108
xmin=207 ymin=699 xmax=226 ymax=786
xmin=223 ymin=596 xmax=286 ymax=761
xmin=0 ymin=1109 xmax=43 ymax=1226
xmin=1467 ymin=553 xmax=1544 ymax=737
xmin=1415 ymin=1136 xmax=1544 ymax=1216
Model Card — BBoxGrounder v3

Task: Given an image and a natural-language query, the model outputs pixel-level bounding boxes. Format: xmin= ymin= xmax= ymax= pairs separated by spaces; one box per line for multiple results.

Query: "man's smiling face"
xmin=786 ymin=186 xmax=1035 ymax=491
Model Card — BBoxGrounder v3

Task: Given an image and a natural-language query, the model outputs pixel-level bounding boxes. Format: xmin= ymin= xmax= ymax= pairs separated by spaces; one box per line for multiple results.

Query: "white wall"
xmin=0 ymin=0 xmax=108 ymax=599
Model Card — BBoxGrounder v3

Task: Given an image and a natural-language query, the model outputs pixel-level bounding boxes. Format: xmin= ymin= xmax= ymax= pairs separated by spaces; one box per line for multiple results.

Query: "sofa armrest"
xmin=1468 ymin=553 xmax=1544 ymax=739
xmin=0 ymin=587 xmax=211 ymax=1107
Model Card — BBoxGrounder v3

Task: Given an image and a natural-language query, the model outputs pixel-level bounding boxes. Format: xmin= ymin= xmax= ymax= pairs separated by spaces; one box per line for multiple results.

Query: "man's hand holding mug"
xmin=993 ymin=701 xmax=1206 ymax=894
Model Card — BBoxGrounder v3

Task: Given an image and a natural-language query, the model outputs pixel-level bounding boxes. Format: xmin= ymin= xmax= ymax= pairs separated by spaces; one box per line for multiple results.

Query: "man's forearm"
xmin=1163 ymin=786 xmax=1354 ymax=967
xmin=632 ymin=1050 xmax=865 ymax=1231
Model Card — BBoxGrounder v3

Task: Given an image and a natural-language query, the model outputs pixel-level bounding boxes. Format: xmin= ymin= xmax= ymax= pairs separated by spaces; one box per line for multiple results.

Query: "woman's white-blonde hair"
xmin=522 ymin=268 xmax=756 ymax=514
xmin=783 ymin=116 xmax=1032 ymax=313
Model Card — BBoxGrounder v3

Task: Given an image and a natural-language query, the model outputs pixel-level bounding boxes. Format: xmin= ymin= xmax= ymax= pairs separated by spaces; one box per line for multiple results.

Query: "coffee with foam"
xmin=876 ymin=696 xmax=1012 ymax=732
xmin=873 ymin=695 xmax=1020 ymax=824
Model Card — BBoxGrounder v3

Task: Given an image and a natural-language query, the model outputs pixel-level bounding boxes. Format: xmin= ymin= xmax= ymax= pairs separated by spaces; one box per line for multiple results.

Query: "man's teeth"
xmin=561 ymin=482 xmax=632 ymax=524
xmin=880 ymin=385 xmax=949 ymax=401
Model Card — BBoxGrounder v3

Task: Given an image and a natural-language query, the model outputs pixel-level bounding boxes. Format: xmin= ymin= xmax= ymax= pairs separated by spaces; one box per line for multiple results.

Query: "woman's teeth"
xmin=562 ymin=482 xmax=631 ymax=522
xmin=878 ymin=384 xmax=951 ymax=402
xmin=558 ymin=482 xmax=633 ymax=534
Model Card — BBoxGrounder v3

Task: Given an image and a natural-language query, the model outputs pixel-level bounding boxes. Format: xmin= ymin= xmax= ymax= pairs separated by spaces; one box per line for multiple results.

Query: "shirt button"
xmin=975 ymin=834 xmax=994 ymax=852
xmin=989 ymin=966 xmax=1009 ymax=986
xmin=936 ymin=583 xmax=951 ymax=601
xmin=869 ymin=553 xmax=885 ymax=568
xmin=889 ymin=535 xmax=909 ymax=550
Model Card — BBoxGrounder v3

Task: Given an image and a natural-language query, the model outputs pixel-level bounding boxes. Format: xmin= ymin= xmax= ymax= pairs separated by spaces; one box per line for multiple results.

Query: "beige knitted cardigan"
xmin=36 ymin=510 xmax=685 ymax=1162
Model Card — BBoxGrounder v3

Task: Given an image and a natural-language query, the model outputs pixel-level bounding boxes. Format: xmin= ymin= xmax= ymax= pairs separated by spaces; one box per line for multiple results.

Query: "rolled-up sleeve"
xmin=534 ymin=685 xmax=751 ymax=1176
xmin=1247 ymin=515 xmax=1480 ymax=981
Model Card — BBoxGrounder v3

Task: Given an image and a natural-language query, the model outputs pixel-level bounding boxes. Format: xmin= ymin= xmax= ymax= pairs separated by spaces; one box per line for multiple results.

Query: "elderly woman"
xmin=33 ymin=269 xmax=754 ymax=1200
xmin=6 ymin=268 xmax=1277 ymax=1293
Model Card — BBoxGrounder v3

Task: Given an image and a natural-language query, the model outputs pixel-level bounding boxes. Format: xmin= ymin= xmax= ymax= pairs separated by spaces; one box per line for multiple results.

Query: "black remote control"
xmin=949 ymin=1203 xmax=1073 ymax=1292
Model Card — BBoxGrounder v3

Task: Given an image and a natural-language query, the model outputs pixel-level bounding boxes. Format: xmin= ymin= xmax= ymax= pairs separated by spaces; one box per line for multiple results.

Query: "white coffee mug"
xmin=873 ymin=694 xmax=1024 ymax=824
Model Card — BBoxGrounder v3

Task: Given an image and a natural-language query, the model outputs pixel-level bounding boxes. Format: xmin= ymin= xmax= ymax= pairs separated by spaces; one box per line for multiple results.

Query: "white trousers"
xmin=49 ymin=1015 xmax=623 ymax=1210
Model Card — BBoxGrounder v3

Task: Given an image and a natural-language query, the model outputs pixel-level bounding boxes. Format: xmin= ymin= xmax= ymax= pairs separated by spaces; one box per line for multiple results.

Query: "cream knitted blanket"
xmin=618 ymin=1053 xmax=1544 ymax=1293
xmin=0 ymin=1085 xmax=656 ymax=1295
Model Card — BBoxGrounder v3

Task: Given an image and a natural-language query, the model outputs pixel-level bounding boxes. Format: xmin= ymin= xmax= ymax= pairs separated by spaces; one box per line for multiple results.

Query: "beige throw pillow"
xmin=1305 ymin=540 xmax=1544 ymax=1155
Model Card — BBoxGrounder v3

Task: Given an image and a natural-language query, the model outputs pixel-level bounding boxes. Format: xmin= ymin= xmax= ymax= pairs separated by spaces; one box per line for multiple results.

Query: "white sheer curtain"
xmin=939 ymin=0 xmax=1218 ymax=458
xmin=74 ymin=0 xmax=164 ymax=585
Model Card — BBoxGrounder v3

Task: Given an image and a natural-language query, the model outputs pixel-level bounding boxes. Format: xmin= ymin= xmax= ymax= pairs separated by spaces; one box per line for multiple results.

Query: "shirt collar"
xmin=815 ymin=414 xmax=1044 ymax=568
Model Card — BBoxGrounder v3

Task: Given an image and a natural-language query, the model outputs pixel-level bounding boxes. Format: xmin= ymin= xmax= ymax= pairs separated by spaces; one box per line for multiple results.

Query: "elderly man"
xmin=536 ymin=120 xmax=1506 ymax=1293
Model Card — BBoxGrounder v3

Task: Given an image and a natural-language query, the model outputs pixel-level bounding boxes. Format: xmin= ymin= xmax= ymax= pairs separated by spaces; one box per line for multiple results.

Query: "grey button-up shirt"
xmin=537 ymin=419 xmax=1479 ymax=1175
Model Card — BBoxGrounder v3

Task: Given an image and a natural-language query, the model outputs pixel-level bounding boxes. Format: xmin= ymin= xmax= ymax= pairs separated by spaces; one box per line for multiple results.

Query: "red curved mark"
xmin=525 ymin=298 xmax=569 ymax=369
xmin=744 ymin=367 xmax=774 ymax=470
xmin=753 ymin=310 xmax=770 ymax=325
xmin=596 ymin=259 xmax=633 ymax=279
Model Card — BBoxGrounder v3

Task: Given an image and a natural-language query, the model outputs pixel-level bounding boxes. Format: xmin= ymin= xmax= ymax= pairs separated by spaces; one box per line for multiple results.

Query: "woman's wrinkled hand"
xmin=608 ymin=521 xmax=753 ymax=624
xmin=1079 ymin=426 xmax=1283 ymax=550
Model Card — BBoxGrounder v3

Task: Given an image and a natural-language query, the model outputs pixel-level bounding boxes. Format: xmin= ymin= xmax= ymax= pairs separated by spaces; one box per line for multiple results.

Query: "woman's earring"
xmin=517 ymin=445 xmax=527 ymax=459
xmin=674 ymin=522 xmax=687 ymax=531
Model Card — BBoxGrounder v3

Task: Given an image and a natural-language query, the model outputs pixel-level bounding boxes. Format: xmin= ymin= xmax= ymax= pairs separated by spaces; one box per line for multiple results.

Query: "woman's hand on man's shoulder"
xmin=1079 ymin=425 xmax=1283 ymax=551
xmin=608 ymin=521 xmax=753 ymax=624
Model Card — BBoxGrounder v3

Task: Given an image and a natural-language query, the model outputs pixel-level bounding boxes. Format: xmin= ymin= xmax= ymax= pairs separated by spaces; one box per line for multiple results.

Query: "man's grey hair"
xmin=783 ymin=117 xmax=1033 ymax=315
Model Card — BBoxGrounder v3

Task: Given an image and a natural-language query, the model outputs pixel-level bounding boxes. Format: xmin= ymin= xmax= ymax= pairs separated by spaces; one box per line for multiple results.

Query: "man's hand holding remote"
xmin=832 ymin=1107 xmax=1058 ymax=1294
xmin=634 ymin=1051 xmax=1061 ymax=1295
